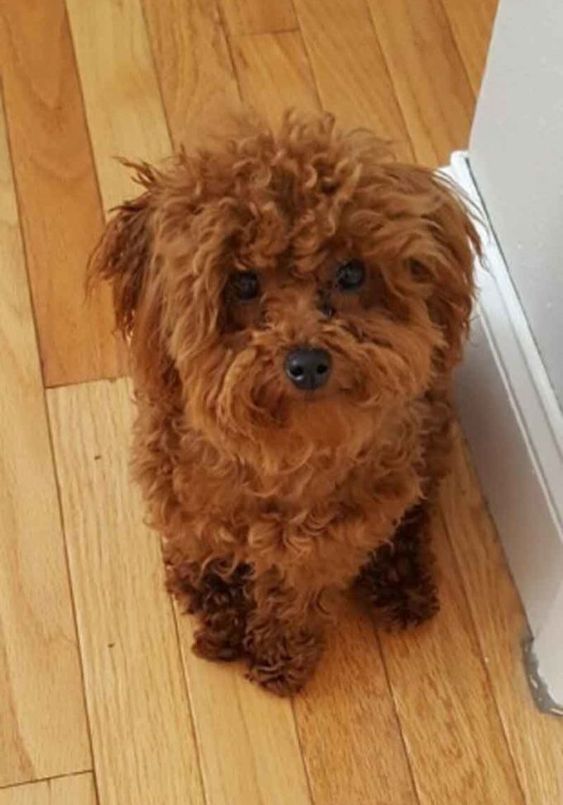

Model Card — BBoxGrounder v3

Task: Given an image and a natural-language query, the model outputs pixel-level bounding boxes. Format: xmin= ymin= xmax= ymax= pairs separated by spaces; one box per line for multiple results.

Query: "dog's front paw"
xmin=356 ymin=545 xmax=439 ymax=631
xmin=191 ymin=599 xmax=250 ymax=662
xmin=376 ymin=578 xmax=439 ymax=631
xmin=246 ymin=662 xmax=305 ymax=697
xmin=192 ymin=621 xmax=245 ymax=662
xmin=244 ymin=629 xmax=323 ymax=696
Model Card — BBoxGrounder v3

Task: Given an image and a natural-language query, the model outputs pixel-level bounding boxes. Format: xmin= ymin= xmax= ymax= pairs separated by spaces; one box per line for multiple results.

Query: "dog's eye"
xmin=336 ymin=259 xmax=366 ymax=292
xmin=410 ymin=259 xmax=427 ymax=279
xmin=230 ymin=270 xmax=261 ymax=301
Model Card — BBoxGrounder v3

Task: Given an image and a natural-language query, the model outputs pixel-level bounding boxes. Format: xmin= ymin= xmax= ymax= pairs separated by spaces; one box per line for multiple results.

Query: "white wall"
xmin=470 ymin=0 xmax=563 ymax=408
xmin=459 ymin=0 xmax=563 ymax=707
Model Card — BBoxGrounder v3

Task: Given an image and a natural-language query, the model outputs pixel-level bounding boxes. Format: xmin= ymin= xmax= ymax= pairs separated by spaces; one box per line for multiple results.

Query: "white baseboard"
xmin=444 ymin=152 xmax=563 ymax=711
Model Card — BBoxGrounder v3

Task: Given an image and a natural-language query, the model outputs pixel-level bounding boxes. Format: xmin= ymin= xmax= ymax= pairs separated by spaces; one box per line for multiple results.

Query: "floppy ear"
xmin=89 ymin=163 xmax=156 ymax=335
xmin=408 ymin=169 xmax=480 ymax=373
xmin=90 ymin=163 xmax=176 ymax=398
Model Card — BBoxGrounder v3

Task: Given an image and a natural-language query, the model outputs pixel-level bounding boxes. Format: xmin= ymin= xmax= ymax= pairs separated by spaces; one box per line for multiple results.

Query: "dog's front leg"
xmin=354 ymin=502 xmax=439 ymax=629
xmin=167 ymin=556 xmax=253 ymax=661
xmin=244 ymin=569 xmax=328 ymax=696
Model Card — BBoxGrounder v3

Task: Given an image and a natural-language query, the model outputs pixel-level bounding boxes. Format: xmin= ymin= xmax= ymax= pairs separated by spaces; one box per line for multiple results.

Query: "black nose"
xmin=284 ymin=347 xmax=332 ymax=391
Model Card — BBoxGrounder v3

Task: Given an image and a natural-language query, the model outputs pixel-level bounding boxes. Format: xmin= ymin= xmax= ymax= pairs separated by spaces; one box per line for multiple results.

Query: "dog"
xmin=92 ymin=112 xmax=478 ymax=696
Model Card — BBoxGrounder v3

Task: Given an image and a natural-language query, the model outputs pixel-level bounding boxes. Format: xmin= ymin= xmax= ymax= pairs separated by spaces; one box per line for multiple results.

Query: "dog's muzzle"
xmin=284 ymin=347 xmax=332 ymax=391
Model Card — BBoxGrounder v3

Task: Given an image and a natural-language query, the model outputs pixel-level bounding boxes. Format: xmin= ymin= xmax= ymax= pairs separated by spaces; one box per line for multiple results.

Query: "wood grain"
xmin=379 ymin=513 xmax=524 ymax=804
xmin=47 ymin=380 xmax=204 ymax=805
xmin=0 ymin=102 xmax=91 ymax=788
xmin=142 ymin=0 xmax=240 ymax=149
xmin=366 ymin=0 xmax=475 ymax=167
xmin=232 ymin=31 xmax=320 ymax=129
xmin=220 ymin=0 xmax=297 ymax=35
xmin=294 ymin=602 xmax=417 ymax=805
xmin=440 ymin=0 xmax=499 ymax=95
xmin=65 ymin=0 xmax=171 ymax=211
xmin=0 ymin=0 xmax=125 ymax=387
xmin=0 ymin=774 xmax=97 ymax=805
xmin=294 ymin=0 xmax=412 ymax=160
xmin=441 ymin=432 xmax=563 ymax=804
xmin=177 ymin=617 xmax=311 ymax=805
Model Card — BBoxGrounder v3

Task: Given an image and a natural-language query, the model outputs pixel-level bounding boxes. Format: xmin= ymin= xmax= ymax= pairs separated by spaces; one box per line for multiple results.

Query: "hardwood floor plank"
xmin=294 ymin=602 xmax=417 ymax=805
xmin=366 ymin=0 xmax=475 ymax=167
xmin=379 ymin=514 xmax=524 ymax=804
xmin=441 ymin=432 xmax=563 ymax=804
xmin=0 ymin=0 xmax=124 ymax=387
xmin=47 ymin=380 xmax=204 ymax=805
xmin=0 ymin=774 xmax=97 ymax=805
xmin=220 ymin=0 xmax=297 ymax=35
xmin=294 ymin=0 xmax=412 ymax=160
xmin=142 ymin=0 xmax=240 ymax=149
xmin=66 ymin=0 xmax=171 ymax=211
xmin=232 ymin=31 xmax=319 ymax=129
xmin=177 ymin=619 xmax=311 ymax=805
xmin=440 ymin=0 xmax=499 ymax=95
xmin=0 ymin=101 xmax=91 ymax=788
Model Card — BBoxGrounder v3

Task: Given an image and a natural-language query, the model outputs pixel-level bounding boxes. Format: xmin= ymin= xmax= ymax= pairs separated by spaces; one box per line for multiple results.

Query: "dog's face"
xmin=93 ymin=115 xmax=477 ymax=474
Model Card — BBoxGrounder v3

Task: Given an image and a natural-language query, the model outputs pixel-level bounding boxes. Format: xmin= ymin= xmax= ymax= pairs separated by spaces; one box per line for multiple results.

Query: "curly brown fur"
xmin=168 ymin=557 xmax=253 ymax=661
xmin=355 ymin=502 xmax=439 ymax=629
xmin=354 ymin=383 xmax=455 ymax=630
xmin=91 ymin=111 xmax=478 ymax=695
xmin=243 ymin=569 xmax=328 ymax=695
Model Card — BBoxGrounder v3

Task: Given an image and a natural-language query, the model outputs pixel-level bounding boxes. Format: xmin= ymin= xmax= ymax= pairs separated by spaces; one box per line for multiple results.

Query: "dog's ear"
xmin=405 ymin=169 xmax=480 ymax=372
xmin=89 ymin=162 xmax=157 ymax=335
xmin=90 ymin=163 xmax=177 ymax=398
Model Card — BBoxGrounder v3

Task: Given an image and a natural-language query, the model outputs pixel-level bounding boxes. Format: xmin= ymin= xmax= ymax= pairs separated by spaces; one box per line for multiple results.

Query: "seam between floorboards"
xmin=41 ymin=391 xmax=102 ymax=804
xmin=362 ymin=0 xmax=417 ymax=163
xmin=0 ymin=83 xmax=100 ymax=801
xmin=0 ymin=769 xmax=93 ymax=793
xmin=165 ymin=600 xmax=209 ymax=804
xmin=46 ymin=369 xmax=129 ymax=391
xmin=138 ymin=0 xmax=176 ymax=150
xmin=290 ymin=698 xmax=317 ymax=805
xmin=438 ymin=503 xmax=527 ymax=803
xmin=214 ymin=0 xmax=245 ymax=108
xmin=290 ymin=1 xmax=332 ymax=114
xmin=235 ymin=26 xmax=301 ymax=37
xmin=437 ymin=0 xmax=480 ymax=99
xmin=376 ymin=632 xmax=422 ymax=805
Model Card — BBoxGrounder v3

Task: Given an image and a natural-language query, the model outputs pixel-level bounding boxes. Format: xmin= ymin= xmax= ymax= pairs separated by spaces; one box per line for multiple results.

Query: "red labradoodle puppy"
xmin=92 ymin=112 xmax=478 ymax=696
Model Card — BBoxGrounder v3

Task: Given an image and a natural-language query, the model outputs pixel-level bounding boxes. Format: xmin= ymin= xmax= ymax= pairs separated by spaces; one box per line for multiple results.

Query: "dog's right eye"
xmin=230 ymin=270 xmax=261 ymax=302
xmin=335 ymin=259 xmax=366 ymax=292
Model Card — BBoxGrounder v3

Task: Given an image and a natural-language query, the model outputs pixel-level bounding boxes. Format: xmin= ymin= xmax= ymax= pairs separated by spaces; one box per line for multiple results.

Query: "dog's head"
xmin=92 ymin=113 xmax=478 ymax=475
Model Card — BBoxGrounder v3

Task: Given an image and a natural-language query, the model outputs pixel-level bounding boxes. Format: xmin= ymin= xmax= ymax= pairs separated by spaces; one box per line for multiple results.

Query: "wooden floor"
xmin=1 ymin=0 xmax=562 ymax=803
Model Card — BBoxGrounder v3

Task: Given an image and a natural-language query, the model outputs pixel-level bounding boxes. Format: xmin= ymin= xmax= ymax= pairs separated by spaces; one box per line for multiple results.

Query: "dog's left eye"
xmin=230 ymin=270 xmax=261 ymax=301
xmin=336 ymin=259 xmax=366 ymax=292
